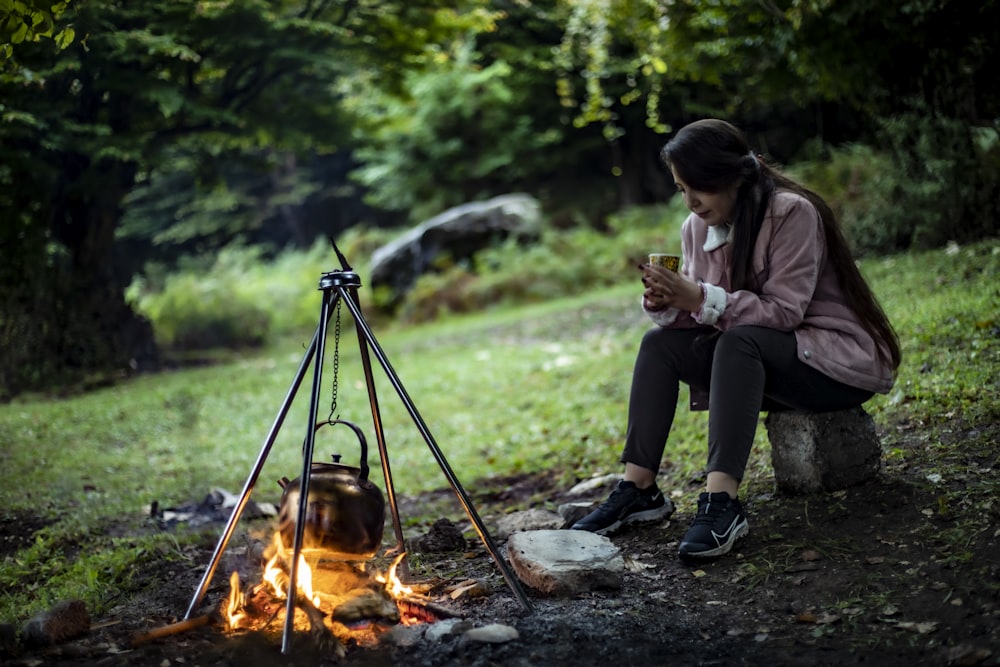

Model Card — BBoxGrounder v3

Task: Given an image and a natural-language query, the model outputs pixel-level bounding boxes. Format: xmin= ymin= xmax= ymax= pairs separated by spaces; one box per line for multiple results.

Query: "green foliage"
xmin=128 ymin=230 xmax=400 ymax=351
xmin=863 ymin=110 xmax=1000 ymax=250
xmin=133 ymin=276 xmax=270 ymax=352
xmin=789 ymin=117 xmax=1000 ymax=255
xmin=0 ymin=0 xmax=75 ymax=58
xmin=347 ymin=38 xmax=561 ymax=222
xmin=554 ymin=0 xmax=999 ymax=137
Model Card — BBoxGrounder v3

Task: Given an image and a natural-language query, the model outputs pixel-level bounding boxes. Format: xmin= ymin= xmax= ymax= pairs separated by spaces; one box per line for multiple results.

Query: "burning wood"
xmin=220 ymin=532 xmax=463 ymax=655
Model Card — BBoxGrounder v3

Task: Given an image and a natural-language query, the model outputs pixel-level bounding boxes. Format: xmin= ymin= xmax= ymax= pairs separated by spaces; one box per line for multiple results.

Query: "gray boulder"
xmin=369 ymin=193 xmax=541 ymax=294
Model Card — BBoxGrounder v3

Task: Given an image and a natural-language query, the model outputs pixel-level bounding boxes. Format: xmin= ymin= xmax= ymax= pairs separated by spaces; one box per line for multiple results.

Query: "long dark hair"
xmin=660 ymin=119 xmax=901 ymax=373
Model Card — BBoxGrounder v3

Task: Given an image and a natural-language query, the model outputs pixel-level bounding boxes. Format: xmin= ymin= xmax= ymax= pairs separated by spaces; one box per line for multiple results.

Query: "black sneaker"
xmin=570 ymin=480 xmax=674 ymax=535
xmin=677 ymin=491 xmax=749 ymax=561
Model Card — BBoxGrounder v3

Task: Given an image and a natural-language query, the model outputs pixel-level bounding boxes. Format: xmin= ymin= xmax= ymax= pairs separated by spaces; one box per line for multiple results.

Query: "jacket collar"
xmin=703 ymin=223 xmax=731 ymax=252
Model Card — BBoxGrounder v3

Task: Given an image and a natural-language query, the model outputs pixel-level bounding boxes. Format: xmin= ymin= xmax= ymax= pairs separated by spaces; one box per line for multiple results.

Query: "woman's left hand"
xmin=640 ymin=264 xmax=703 ymax=312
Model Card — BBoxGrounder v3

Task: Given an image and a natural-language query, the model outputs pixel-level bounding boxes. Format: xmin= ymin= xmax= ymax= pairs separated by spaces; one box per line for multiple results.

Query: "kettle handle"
xmin=313 ymin=419 xmax=371 ymax=481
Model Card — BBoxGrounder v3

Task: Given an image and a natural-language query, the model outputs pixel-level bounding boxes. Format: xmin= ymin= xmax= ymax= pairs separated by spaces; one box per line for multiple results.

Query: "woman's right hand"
xmin=639 ymin=264 xmax=669 ymax=311
xmin=639 ymin=263 xmax=702 ymax=312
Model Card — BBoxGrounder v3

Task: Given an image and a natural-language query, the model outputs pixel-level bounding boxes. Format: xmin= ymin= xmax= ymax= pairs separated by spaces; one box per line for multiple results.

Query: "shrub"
xmin=790 ymin=114 xmax=1000 ymax=256
xmin=128 ymin=228 xmax=403 ymax=352
xmin=133 ymin=271 xmax=270 ymax=351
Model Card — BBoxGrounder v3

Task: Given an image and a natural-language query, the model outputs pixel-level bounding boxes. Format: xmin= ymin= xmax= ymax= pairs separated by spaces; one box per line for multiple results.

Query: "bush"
xmin=133 ymin=271 xmax=270 ymax=351
xmin=791 ymin=114 xmax=1000 ymax=256
xmin=128 ymin=228 xmax=402 ymax=352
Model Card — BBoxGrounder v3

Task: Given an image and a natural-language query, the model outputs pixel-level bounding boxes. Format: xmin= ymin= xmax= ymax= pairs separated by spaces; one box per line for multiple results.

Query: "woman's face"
xmin=670 ymin=167 xmax=739 ymax=227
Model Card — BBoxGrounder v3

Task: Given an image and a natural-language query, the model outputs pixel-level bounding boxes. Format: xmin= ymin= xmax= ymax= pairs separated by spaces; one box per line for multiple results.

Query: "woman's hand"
xmin=639 ymin=264 xmax=703 ymax=313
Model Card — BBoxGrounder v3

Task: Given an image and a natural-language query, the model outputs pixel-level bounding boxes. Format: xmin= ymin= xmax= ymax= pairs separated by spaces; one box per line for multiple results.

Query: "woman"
xmin=571 ymin=119 xmax=901 ymax=561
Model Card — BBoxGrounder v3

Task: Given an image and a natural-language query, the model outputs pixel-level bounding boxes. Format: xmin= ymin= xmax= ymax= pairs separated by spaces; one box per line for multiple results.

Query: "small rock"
xmin=410 ymin=518 xmax=467 ymax=553
xmin=21 ymin=600 xmax=90 ymax=647
xmin=424 ymin=618 xmax=473 ymax=642
xmin=381 ymin=624 xmax=426 ymax=647
xmin=463 ymin=623 xmax=519 ymax=644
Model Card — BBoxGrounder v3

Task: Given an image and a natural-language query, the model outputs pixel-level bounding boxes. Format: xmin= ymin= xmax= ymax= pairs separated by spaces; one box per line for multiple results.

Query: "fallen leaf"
xmin=691 ymin=569 xmax=707 ymax=578
xmin=866 ymin=556 xmax=885 ymax=565
xmin=800 ymin=549 xmax=823 ymax=562
xmin=896 ymin=621 xmax=938 ymax=635
xmin=881 ymin=604 xmax=900 ymax=617
xmin=796 ymin=611 xmax=817 ymax=623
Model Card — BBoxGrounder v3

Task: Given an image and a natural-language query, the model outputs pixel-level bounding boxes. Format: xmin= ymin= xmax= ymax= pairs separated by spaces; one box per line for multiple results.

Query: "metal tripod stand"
xmin=183 ymin=247 xmax=533 ymax=654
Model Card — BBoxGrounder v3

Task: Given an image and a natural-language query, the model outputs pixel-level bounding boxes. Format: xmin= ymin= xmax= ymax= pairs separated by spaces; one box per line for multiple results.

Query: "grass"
xmin=0 ymin=239 xmax=997 ymax=625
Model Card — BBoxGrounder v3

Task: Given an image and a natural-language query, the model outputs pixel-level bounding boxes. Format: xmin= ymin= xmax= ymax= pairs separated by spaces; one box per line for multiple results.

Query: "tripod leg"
xmin=338 ymin=293 xmax=534 ymax=612
xmin=184 ymin=325 xmax=321 ymax=620
xmin=282 ymin=288 xmax=334 ymax=654
xmin=341 ymin=286 xmax=409 ymax=580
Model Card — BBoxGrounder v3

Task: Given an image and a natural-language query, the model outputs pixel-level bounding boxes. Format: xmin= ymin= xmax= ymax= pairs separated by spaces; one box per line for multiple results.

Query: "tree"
xmin=0 ymin=0 xmax=494 ymax=398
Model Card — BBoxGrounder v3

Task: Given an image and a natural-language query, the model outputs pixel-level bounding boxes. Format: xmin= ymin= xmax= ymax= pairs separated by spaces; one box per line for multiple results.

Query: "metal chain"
xmin=327 ymin=299 xmax=342 ymax=422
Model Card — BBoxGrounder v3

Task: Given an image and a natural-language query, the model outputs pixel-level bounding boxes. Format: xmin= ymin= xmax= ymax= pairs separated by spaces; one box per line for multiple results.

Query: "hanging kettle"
xmin=277 ymin=419 xmax=386 ymax=560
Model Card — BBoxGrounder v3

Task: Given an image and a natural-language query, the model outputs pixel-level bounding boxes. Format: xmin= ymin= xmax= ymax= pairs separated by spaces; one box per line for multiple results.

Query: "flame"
xmin=259 ymin=532 xmax=320 ymax=608
xmin=223 ymin=535 xmax=432 ymax=632
xmin=226 ymin=570 xmax=246 ymax=629
xmin=375 ymin=552 xmax=413 ymax=599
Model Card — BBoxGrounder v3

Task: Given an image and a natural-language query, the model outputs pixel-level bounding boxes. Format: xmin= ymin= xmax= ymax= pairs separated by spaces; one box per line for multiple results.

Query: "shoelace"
xmin=600 ymin=487 xmax=628 ymax=508
xmin=690 ymin=498 xmax=730 ymax=526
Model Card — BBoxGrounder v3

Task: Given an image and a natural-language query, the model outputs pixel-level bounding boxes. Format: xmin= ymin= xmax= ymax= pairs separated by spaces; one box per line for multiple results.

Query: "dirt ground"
xmin=3 ymin=417 xmax=998 ymax=667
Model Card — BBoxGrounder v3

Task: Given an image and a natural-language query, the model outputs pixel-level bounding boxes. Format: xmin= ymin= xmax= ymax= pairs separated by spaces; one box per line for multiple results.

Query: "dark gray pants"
xmin=621 ymin=325 xmax=874 ymax=481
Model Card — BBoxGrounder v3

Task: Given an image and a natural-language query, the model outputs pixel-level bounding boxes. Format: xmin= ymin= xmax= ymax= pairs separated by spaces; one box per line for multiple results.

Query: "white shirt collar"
xmin=703 ymin=224 xmax=731 ymax=252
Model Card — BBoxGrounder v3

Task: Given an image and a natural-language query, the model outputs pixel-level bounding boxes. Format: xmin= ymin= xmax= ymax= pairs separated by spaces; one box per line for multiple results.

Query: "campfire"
xmin=221 ymin=529 xmax=456 ymax=656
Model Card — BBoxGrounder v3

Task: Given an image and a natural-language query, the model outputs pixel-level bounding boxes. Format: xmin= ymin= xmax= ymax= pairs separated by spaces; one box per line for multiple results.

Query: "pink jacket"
xmin=646 ymin=191 xmax=895 ymax=408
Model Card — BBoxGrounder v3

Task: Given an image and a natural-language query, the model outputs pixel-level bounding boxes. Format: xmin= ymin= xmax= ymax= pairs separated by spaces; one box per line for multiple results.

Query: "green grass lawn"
xmin=1 ymin=239 xmax=997 ymax=624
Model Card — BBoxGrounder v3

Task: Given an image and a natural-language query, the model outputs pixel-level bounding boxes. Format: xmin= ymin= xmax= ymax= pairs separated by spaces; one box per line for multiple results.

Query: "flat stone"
xmin=506 ymin=529 xmax=623 ymax=596
xmin=765 ymin=407 xmax=881 ymax=494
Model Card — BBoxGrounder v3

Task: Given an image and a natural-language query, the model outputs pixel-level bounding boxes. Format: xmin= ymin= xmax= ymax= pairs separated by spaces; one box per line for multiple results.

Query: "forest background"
xmin=1 ymin=0 xmax=998 ymax=396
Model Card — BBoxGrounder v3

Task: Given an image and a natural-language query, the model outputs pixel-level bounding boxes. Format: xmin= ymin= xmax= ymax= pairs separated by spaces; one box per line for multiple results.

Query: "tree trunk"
xmin=0 ymin=157 xmax=159 ymax=399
